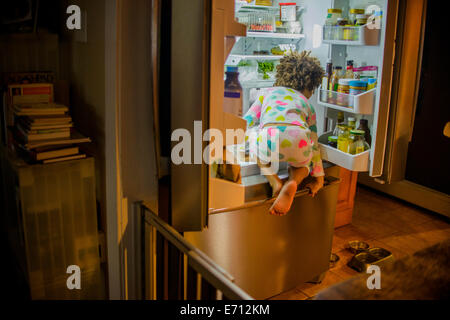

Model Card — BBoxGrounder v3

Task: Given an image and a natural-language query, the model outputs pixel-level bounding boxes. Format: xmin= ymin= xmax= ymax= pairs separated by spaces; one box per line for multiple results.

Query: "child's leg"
xmin=257 ymin=158 xmax=283 ymax=197
xmin=269 ymin=166 xmax=309 ymax=216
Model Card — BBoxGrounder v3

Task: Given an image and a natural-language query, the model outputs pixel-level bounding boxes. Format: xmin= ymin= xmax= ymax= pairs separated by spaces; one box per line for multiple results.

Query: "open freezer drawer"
xmin=187 ymin=176 xmax=340 ymax=299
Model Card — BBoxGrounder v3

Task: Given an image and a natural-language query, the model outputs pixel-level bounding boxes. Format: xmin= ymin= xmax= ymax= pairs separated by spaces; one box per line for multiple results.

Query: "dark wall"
xmin=405 ymin=0 xmax=450 ymax=195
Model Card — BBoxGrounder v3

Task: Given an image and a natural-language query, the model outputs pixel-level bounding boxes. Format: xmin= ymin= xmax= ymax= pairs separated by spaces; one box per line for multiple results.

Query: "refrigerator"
xmin=168 ymin=0 xmax=399 ymax=299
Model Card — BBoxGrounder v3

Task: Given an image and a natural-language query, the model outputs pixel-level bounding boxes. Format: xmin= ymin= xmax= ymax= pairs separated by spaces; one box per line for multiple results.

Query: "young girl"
xmin=244 ymin=51 xmax=325 ymax=216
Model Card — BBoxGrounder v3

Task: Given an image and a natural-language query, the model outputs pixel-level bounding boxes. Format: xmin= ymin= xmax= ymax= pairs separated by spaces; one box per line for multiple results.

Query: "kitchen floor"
xmin=269 ymin=185 xmax=450 ymax=300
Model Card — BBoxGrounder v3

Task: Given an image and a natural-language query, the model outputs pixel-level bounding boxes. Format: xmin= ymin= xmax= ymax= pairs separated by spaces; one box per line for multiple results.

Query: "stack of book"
xmin=13 ymin=103 xmax=91 ymax=164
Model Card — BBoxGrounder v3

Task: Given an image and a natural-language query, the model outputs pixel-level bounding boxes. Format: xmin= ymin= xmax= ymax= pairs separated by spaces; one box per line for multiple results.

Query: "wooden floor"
xmin=269 ymin=185 xmax=450 ymax=300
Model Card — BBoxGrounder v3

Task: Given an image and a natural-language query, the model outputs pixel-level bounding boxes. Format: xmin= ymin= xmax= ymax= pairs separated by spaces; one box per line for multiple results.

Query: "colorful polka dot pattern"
xmin=243 ymin=87 xmax=324 ymax=177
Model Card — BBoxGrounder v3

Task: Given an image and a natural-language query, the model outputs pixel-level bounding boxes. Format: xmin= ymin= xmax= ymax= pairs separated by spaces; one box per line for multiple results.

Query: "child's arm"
xmin=305 ymin=102 xmax=324 ymax=178
xmin=243 ymin=95 xmax=263 ymax=152
xmin=244 ymin=95 xmax=263 ymax=130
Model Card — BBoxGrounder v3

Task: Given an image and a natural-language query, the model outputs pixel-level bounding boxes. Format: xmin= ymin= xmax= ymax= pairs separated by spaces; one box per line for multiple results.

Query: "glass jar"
xmin=355 ymin=14 xmax=368 ymax=26
xmin=325 ymin=9 xmax=342 ymax=40
xmin=337 ymin=78 xmax=351 ymax=107
xmin=343 ymin=25 xmax=354 ymax=41
xmin=325 ymin=8 xmax=342 ymax=25
xmin=349 ymin=130 xmax=369 ymax=155
xmin=335 ymin=18 xmax=348 ymax=40
xmin=337 ymin=125 xmax=351 ymax=153
xmin=349 ymin=9 xmax=365 ymax=25
xmin=347 ymin=117 xmax=356 ymax=130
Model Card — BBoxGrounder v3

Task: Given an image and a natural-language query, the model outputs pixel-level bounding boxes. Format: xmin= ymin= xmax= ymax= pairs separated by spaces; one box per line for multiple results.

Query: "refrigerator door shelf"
xmin=317 ymin=87 xmax=376 ymax=115
xmin=322 ymin=24 xmax=380 ymax=46
xmin=319 ymin=132 xmax=370 ymax=172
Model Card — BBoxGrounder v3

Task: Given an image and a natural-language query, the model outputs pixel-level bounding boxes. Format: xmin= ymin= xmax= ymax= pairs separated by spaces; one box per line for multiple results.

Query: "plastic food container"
xmin=337 ymin=78 xmax=351 ymax=107
xmin=349 ymin=80 xmax=367 ymax=96
xmin=280 ymin=3 xmax=297 ymax=22
xmin=367 ymin=78 xmax=377 ymax=90
xmin=327 ymin=136 xmax=338 ymax=148
xmin=248 ymin=12 xmax=276 ymax=32
xmin=256 ymin=0 xmax=273 ymax=6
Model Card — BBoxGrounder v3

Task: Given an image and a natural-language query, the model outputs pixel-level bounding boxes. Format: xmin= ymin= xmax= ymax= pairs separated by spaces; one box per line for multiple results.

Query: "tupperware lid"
xmin=350 ymin=129 xmax=365 ymax=135
xmin=226 ymin=66 xmax=239 ymax=73
xmin=328 ymin=136 xmax=338 ymax=142
xmin=349 ymin=80 xmax=368 ymax=87
xmin=338 ymin=79 xmax=352 ymax=85
xmin=350 ymin=9 xmax=365 ymax=14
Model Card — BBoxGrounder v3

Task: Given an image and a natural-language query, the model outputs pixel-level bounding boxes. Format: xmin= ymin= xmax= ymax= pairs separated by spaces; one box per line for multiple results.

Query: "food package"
xmin=8 ymin=83 xmax=54 ymax=106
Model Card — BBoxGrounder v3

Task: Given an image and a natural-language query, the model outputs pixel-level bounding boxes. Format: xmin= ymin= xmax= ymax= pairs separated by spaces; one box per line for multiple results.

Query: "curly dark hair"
xmin=274 ymin=51 xmax=324 ymax=93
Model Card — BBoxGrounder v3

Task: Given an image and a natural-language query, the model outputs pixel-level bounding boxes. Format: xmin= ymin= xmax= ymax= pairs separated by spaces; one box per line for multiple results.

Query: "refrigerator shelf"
xmin=230 ymin=54 xmax=283 ymax=61
xmin=317 ymin=87 xmax=376 ymax=115
xmin=246 ymin=31 xmax=305 ymax=39
xmin=240 ymin=79 xmax=275 ymax=88
xmin=322 ymin=24 xmax=380 ymax=46
xmin=235 ymin=1 xmax=279 ymax=13
xmin=318 ymin=132 xmax=370 ymax=172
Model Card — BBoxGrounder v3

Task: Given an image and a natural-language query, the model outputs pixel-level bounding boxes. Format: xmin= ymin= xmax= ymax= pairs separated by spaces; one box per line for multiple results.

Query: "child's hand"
xmin=305 ymin=176 xmax=324 ymax=197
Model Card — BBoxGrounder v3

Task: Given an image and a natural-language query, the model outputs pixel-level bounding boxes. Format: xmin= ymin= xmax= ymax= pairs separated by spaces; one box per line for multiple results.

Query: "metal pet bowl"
xmin=329 ymin=253 xmax=340 ymax=269
xmin=368 ymin=247 xmax=392 ymax=260
xmin=347 ymin=248 xmax=394 ymax=273
xmin=347 ymin=240 xmax=370 ymax=254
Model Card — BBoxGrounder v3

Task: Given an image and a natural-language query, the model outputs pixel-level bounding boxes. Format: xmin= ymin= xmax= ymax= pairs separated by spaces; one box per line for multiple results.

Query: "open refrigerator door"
xmin=209 ymin=0 xmax=398 ymax=210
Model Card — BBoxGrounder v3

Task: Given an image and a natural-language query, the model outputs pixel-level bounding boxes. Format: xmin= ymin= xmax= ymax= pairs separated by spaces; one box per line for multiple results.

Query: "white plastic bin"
xmin=319 ymin=132 xmax=370 ymax=172
xmin=317 ymin=87 xmax=376 ymax=115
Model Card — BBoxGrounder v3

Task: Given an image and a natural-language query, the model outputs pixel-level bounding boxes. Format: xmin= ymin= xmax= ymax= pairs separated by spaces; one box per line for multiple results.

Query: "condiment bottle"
xmin=347 ymin=117 xmax=356 ymax=130
xmin=321 ymin=59 xmax=333 ymax=103
xmin=357 ymin=119 xmax=372 ymax=146
xmin=337 ymin=125 xmax=351 ymax=153
xmin=224 ymin=66 xmax=243 ymax=116
xmin=337 ymin=111 xmax=345 ymax=124
xmin=349 ymin=9 xmax=365 ymax=25
xmin=345 ymin=60 xmax=355 ymax=79
xmin=349 ymin=130 xmax=369 ymax=155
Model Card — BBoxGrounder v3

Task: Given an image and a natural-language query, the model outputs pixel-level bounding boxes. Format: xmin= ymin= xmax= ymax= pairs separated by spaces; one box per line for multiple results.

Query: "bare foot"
xmin=269 ymin=180 xmax=298 ymax=216
xmin=270 ymin=179 xmax=283 ymax=197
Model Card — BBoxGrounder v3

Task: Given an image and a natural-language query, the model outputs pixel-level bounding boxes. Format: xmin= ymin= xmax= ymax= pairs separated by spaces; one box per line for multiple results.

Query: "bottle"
xmin=336 ymin=18 xmax=347 ymax=40
xmin=337 ymin=125 xmax=351 ymax=153
xmin=224 ymin=66 xmax=243 ymax=117
xmin=349 ymin=130 xmax=369 ymax=155
xmin=333 ymin=112 xmax=345 ymax=136
xmin=357 ymin=119 xmax=372 ymax=146
xmin=337 ymin=111 xmax=345 ymax=124
xmin=329 ymin=66 xmax=342 ymax=91
xmin=321 ymin=59 xmax=333 ymax=103
xmin=345 ymin=60 xmax=355 ymax=79
xmin=325 ymin=8 xmax=343 ymax=40
xmin=328 ymin=66 xmax=342 ymax=104
xmin=349 ymin=9 xmax=365 ymax=25
xmin=347 ymin=117 xmax=356 ymax=130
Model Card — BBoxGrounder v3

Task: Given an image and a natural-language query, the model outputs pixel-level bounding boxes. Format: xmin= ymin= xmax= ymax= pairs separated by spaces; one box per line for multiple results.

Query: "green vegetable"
xmin=257 ymin=61 xmax=275 ymax=80
xmin=238 ymin=60 xmax=252 ymax=67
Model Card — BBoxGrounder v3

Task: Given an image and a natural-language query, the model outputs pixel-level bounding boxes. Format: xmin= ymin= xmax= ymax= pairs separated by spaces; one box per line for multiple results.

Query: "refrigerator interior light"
xmin=312 ymin=24 xmax=322 ymax=48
